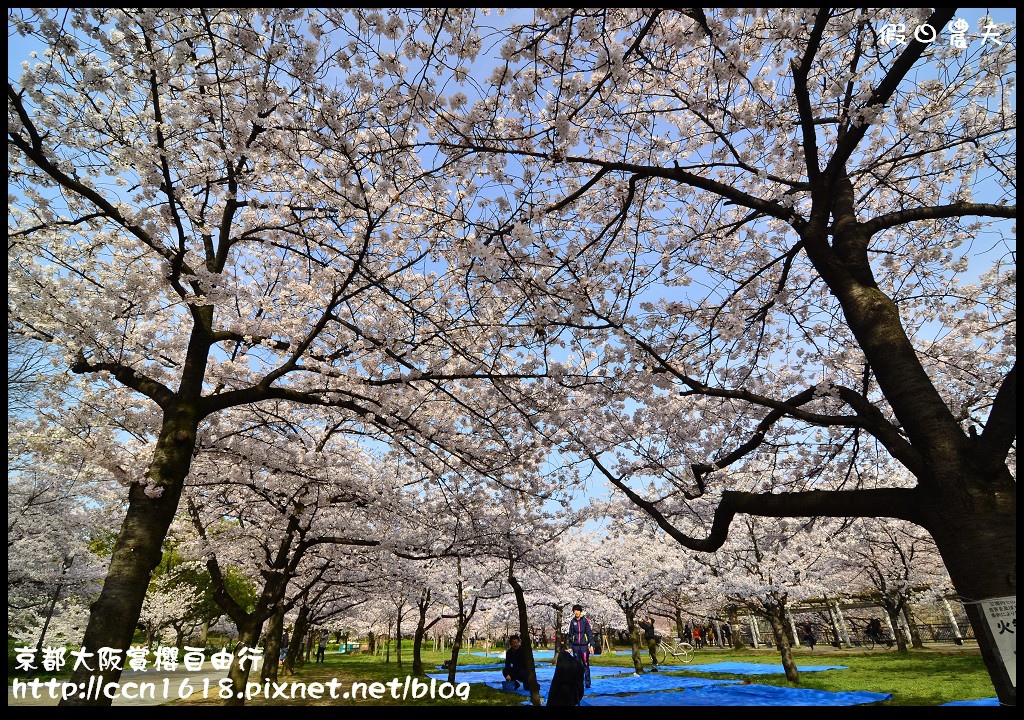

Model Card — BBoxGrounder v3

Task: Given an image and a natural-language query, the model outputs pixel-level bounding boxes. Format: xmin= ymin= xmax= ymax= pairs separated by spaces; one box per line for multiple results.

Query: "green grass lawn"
xmin=162 ymin=640 xmax=995 ymax=706
xmin=641 ymin=644 xmax=995 ymax=706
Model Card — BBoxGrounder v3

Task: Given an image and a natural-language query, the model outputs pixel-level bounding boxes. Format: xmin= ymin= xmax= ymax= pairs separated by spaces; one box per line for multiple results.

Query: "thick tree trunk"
xmin=877 ymin=595 xmax=906 ymax=652
xmin=222 ymin=622 xmax=262 ymax=707
xmin=261 ymin=606 xmax=285 ymax=683
xmin=926 ymin=475 xmax=1016 ymax=706
xmin=508 ymin=564 xmax=542 ymax=706
xmin=59 ymin=416 xmax=195 ymax=706
xmin=625 ymin=610 xmax=644 ymax=674
xmin=445 ymin=578 xmax=477 ymax=684
xmin=552 ymin=609 xmax=566 ymax=657
xmin=884 ymin=606 xmax=906 ymax=652
xmin=728 ymin=607 xmax=746 ymax=650
xmin=412 ymin=604 xmax=427 ymax=677
xmin=903 ymin=603 xmax=924 ymax=650
xmin=766 ymin=607 xmax=800 ymax=684
xmin=445 ymin=628 xmax=465 ymax=685
xmin=817 ymin=187 xmax=1016 ymax=703
xmin=293 ymin=605 xmax=312 ymax=668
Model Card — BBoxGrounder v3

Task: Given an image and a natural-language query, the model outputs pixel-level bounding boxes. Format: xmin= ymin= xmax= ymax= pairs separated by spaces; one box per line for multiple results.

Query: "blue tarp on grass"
xmin=427 ymin=664 xmax=634 ymax=686
xmin=942 ymin=697 xmax=1001 ymax=706
xmin=488 ymin=673 xmax=740 ymax=697
xmin=587 ymin=674 xmax=741 ymax=695
xmin=469 ymin=649 xmax=555 ymax=659
xmin=685 ymin=661 xmax=847 ymax=674
xmin=580 ymin=683 xmax=892 ymax=706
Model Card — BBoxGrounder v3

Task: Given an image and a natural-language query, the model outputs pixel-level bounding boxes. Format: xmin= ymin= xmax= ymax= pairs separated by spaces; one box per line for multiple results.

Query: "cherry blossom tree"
xmin=838 ymin=515 xmax=954 ymax=651
xmin=8 ymin=367 xmax=122 ymax=653
xmin=7 ymin=456 xmax=106 ymax=647
xmin=436 ymin=8 xmax=1016 ymax=702
xmin=407 ymin=560 xmax=464 ymax=677
xmin=705 ymin=513 xmax=843 ymax=681
xmin=8 ymin=8 xmax=551 ymax=706
xmin=180 ymin=419 xmax=416 ymax=702
xmin=438 ymin=555 xmax=505 ymax=683
xmin=497 ymin=489 xmax=588 ymax=705
xmin=138 ymin=578 xmax=201 ymax=650
xmin=569 ymin=529 xmax=689 ymax=674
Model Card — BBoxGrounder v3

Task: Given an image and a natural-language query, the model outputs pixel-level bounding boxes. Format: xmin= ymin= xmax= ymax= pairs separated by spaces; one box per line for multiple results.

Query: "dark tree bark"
xmin=765 ymin=606 xmax=799 ymax=684
xmin=507 ymin=556 xmax=542 ymax=706
xmin=60 ymin=405 xmax=200 ymax=705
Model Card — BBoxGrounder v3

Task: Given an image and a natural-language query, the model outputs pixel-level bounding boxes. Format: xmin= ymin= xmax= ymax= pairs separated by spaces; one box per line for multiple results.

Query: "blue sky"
xmin=8 ymin=9 xmax=1017 ymax=78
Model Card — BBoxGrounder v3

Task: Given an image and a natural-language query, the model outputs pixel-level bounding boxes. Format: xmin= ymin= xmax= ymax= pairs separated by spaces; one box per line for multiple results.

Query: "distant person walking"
xmin=800 ymin=621 xmax=816 ymax=650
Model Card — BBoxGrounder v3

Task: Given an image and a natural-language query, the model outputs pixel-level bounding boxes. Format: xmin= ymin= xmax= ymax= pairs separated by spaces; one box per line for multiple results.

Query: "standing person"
xmin=316 ymin=629 xmax=328 ymax=663
xmin=638 ymin=615 xmax=660 ymax=671
xmin=721 ymin=622 xmax=733 ymax=648
xmin=502 ymin=634 xmax=529 ymax=691
xmin=692 ymin=624 xmax=702 ymax=649
xmin=683 ymin=622 xmax=692 ymax=645
xmin=800 ymin=620 xmax=816 ymax=650
xmin=279 ymin=627 xmax=290 ymax=665
xmin=567 ymin=603 xmax=595 ymax=689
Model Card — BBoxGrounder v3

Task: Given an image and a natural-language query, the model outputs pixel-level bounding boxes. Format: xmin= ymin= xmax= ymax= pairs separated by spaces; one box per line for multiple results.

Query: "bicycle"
xmin=861 ymin=627 xmax=894 ymax=650
xmin=653 ymin=637 xmax=695 ymax=664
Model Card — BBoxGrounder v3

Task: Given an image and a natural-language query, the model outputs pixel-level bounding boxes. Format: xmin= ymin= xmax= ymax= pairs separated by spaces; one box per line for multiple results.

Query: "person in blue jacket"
xmin=567 ymin=603 xmax=595 ymax=689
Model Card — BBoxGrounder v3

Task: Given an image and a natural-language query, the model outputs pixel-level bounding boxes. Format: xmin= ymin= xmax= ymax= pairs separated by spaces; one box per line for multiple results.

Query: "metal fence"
xmin=736 ymin=621 xmax=975 ymax=648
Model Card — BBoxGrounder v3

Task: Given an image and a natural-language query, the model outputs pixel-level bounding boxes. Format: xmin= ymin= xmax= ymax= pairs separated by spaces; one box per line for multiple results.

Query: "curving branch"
xmin=70 ymin=352 xmax=175 ymax=409
xmin=861 ymin=202 xmax=1016 ymax=235
xmin=591 ymin=452 xmax=923 ymax=552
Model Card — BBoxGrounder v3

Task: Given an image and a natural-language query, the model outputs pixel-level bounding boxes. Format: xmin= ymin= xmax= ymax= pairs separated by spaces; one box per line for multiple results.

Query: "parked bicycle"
xmin=653 ymin=637 xmax=695 ymax=664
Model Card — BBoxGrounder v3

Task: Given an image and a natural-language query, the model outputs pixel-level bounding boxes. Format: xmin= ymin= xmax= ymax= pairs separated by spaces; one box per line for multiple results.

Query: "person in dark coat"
xmin=502 ymin=634 xmax=529 ymax=690
xmin=800 ymin=620 xmax=816 ymax=650
xmin=546 ymin=648 xmax=584 ymax=706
